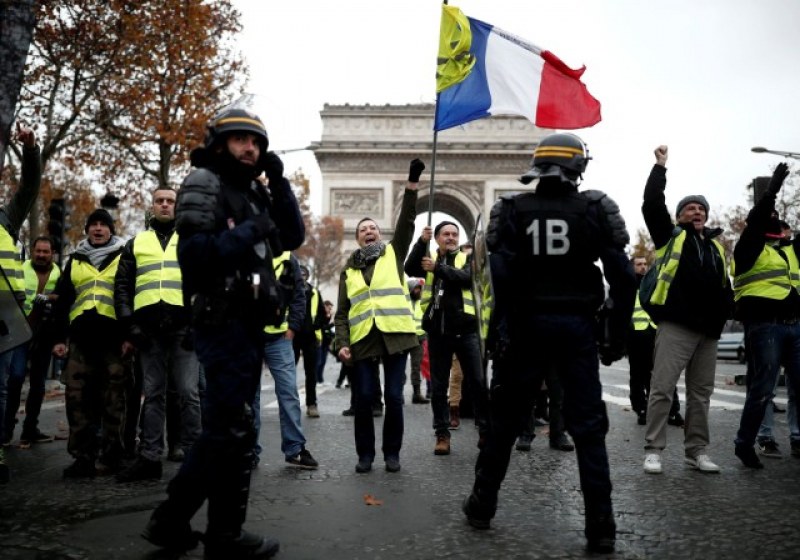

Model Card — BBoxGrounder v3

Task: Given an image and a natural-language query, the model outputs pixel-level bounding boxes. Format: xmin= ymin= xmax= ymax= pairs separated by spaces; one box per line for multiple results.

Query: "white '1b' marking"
xmin=526 ymin=219 xmax=570 ymax=255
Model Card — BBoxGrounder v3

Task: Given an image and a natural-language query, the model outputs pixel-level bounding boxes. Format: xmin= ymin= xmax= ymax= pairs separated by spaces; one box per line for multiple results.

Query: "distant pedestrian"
xmin=293 ymin=265 xmax=324 ymax=418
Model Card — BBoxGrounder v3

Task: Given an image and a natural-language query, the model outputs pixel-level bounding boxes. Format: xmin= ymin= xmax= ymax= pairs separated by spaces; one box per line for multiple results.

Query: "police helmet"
xmin=520 ymin=132 xmax=590 ymax=186
xmin=204 ymin=107 xmax=269 ymax=152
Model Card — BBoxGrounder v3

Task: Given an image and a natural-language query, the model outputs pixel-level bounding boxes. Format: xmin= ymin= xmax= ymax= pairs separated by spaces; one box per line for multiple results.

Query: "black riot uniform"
xmin=462 ymin=133 xmax=635 ymax=554
xmin=141 ymin=107 xmax=304 ymax=559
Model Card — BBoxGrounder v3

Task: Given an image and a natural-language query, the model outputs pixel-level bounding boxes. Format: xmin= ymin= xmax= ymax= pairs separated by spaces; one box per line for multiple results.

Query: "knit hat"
xmin=675 ymin=195 xmax=710 ymax=218
xmin=85 ymin=208 xmax=116 ymax=235
xmin=434 ymin=220 xmax=459 ymax=237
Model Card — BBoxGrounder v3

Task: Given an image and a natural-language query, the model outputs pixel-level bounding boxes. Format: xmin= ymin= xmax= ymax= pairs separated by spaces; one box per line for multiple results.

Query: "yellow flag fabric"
xmin=436 ymin=5 xmax=476 ymax=93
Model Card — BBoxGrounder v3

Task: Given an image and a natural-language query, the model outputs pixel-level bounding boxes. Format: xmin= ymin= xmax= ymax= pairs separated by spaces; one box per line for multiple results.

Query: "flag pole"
xmin=429 ymin=0 xmax=448 ymax=227
xmin=428 ymin=113 xmax=439 ymax=227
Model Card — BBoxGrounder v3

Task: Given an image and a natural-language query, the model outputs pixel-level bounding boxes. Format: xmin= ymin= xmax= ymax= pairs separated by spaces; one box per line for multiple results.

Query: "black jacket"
xmin=52 ymin=240 xmax=126 ymax=349
xmin=405 ymin=243 xmax=474 ymax=336
xmin=114 ymin=218 xmax=191 ymax=343
xmin=642 ymin=164 xmax=733 ymax=337
xmin=176 ymin=158 xmax=305 ymax=330
xmin=732 ymin=190 xmax=800 ymax=322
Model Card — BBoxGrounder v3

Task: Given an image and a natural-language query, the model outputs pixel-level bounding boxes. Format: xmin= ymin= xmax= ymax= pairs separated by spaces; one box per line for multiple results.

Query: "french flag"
xmin=434 ymin=17 xmax=602 ymax=132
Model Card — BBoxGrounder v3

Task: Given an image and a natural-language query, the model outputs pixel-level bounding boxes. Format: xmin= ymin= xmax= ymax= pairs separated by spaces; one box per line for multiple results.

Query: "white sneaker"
xmin=685 ymin=454 xmax=720 ymax=473
xmin=643 ymin=453 xmax=662 ymax=474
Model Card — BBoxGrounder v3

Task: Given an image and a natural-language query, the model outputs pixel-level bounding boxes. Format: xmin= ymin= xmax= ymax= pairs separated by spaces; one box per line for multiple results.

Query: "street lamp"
xmin=751 ymin=146 xmax=800 ymax=160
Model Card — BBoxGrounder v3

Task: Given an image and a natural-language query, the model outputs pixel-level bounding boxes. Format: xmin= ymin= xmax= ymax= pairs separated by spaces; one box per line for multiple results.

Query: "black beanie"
xmin=434 ymin=220 xmax=459 ymax=237
xmin=85 ymin=208 xmax=116 ymax=235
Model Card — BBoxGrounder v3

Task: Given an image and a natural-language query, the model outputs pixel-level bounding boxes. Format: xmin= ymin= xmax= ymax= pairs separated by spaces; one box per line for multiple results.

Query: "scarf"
xmin=352 ymin=241 xmax=386 ymax=268
xmin=73 ymin=236 xmax=125 ymax=269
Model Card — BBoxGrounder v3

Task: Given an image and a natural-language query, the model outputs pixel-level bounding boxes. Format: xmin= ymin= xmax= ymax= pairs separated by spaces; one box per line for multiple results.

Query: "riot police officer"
xmin=141 ymin=106 xmax=304 ymax=559
xmin=462 ymin=133 xmax=635 ymax=554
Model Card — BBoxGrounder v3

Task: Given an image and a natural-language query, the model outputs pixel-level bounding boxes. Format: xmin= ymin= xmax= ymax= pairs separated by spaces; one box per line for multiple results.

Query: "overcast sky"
xmin=234 ymin=0 xmax=800 ymax=237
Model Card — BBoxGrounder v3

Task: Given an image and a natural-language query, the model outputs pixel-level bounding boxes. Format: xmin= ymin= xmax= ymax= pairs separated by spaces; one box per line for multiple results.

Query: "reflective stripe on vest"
xmin=650 ymin=230 xmax=726 ymax=306
xmin=23 ymin=260 xmax=60 ymax=315
xmin=420 ymin=250 xmax=475 ymax=316
xmin=733 ymin=244 xmax=799 ymax=302
xmin=132 ymin=230 xmax=183 ymax=311
xmin=69 ymin=256 xmax=121 ymax=322
xmin=0 ymin=226 xmax=24 ymax=293
xmin=265 ymin=251 xmax=292 ymax=334
xmin=631 ymin=291 xmax=656 ymax=330
xmin=345 ymin=244 xmax=415 ymax=344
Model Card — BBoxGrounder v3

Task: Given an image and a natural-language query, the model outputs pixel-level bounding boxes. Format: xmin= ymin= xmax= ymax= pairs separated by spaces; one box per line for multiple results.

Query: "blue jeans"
xmin=757 ymin=365 xmax=800 ymax=444
xmin=254 ymin=336 xmax=305 ymax=459
xmin=0 ymin=348 xmax=12 ymax=439
xmin=351 ymin=352 xmax=407 ymax=462
xmin=474 ymin=314 xmax=612 ymax=518
xmin=735 ymin=321 xmax=800 ymax=448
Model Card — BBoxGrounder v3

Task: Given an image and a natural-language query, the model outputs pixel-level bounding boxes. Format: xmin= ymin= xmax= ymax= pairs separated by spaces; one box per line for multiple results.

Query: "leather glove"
xmin=769 ymin=162 xmax=789 ymax=195
xmin=253 ymin=212 xmax=278 ymax=239
xmin=408 ymin=158 xmax=426 ymax=183
xmin=263 ymin=151 xmax=284 ymax=183
xmin=599 ymin=343 xmax=624 ymax=366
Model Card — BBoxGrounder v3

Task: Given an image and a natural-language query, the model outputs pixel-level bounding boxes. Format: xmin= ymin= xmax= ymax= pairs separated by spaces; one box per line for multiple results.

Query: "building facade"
xmin=312 ymin=103 xmax=549 ymax=254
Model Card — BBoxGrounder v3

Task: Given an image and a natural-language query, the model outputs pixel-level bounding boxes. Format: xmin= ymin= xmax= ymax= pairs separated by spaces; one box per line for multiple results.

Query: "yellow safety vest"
xmin=631 ymin=292 xmax=656 ymax=330
xmin=132 ymin=230 xmax=183 ymax=311
xmin=69 ymin=256 xmax=121 ymax=322
xmin=311 ymin=287 xmax=322 ymax=343
xmin=411 ymin=299 xmax=425 ymax=336
xmin=479 ymin=280 xmax=493 ymax=341
xmin=23 ymin=260 xmax=60 ymax=315
xmin=420 ymin=250 xmax=475 ymax=316
xmin=650 ymin=230 xmax=726 ymax=306
xmin=345 ymin=244 xmax=416 ymax=344
xmin=265 ymin=251 xmax=292 ymax=334
xmin=0 ymin=226 xmax=24 ymax=294
xmin=733 ymin=244 xmax=800 ymax=301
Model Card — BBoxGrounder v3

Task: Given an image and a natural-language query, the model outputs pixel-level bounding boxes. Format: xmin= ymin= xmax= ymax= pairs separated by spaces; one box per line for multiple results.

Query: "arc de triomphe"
xmin=311 ymin=104 xmax=549 ymax=253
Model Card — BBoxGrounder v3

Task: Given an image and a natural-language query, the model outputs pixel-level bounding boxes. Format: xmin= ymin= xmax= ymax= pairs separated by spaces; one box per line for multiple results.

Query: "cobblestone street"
xmin=1 ymin=359 xmax=798 ymax=559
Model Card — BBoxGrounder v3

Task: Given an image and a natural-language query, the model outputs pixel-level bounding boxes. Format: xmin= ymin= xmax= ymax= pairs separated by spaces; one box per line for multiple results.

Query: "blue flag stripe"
xmin=434 ymin=17 xmax=493 ymax=131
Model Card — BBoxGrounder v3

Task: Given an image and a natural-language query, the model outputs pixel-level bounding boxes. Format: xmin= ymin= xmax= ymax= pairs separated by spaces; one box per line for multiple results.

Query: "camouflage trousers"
xmin=62 ymin=342 xmax=130 ymax=463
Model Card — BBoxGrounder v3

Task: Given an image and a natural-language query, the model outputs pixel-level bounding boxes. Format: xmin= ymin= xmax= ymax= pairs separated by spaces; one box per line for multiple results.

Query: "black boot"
xmin=204 ymin=530 xmax=280 ymax=559
xmin=412 ymin=385 xmax=429 ymax=404
xmin=141 ymin=502 xmax=202 ymax=552
xmin=462 ymin=485 xmax=497 ymax=530
xmin=585 ymin=513 xmax=616 ymax=553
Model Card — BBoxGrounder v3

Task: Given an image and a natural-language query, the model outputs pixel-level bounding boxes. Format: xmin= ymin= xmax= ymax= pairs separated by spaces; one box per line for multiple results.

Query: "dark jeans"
xmin=428 ymin=331 xmax=488 ymax=436
xmin=293 ymin=332 xmax=318 ymax=406
xmin=735 ymin=320 xmax=800 ymax=448
xmin=159 ymin=322 xmax=262 ymax=538
xmin=316 ymin=343 xmax=330 ymax=384
xmin=5 ymin=329 xmax=54 ymax=436
xmin=627 ymin=327 xmax=681 ymax=416
xmin=520 ymin=364 xmax=565 ymax=441
xmin=474 ymin=314 xmax=612 ymax=518
xmin=351 ymin=352 xmax=407 ymax=461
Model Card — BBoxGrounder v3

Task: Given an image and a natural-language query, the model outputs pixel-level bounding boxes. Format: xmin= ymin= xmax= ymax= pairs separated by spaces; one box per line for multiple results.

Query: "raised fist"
xmin=408 ymin=158 xmax=426 ymax=183
xmin=654 ymin=145 xmax=668 ymax=167
xmin=769 ymin=162 xmax=790 ymax=195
